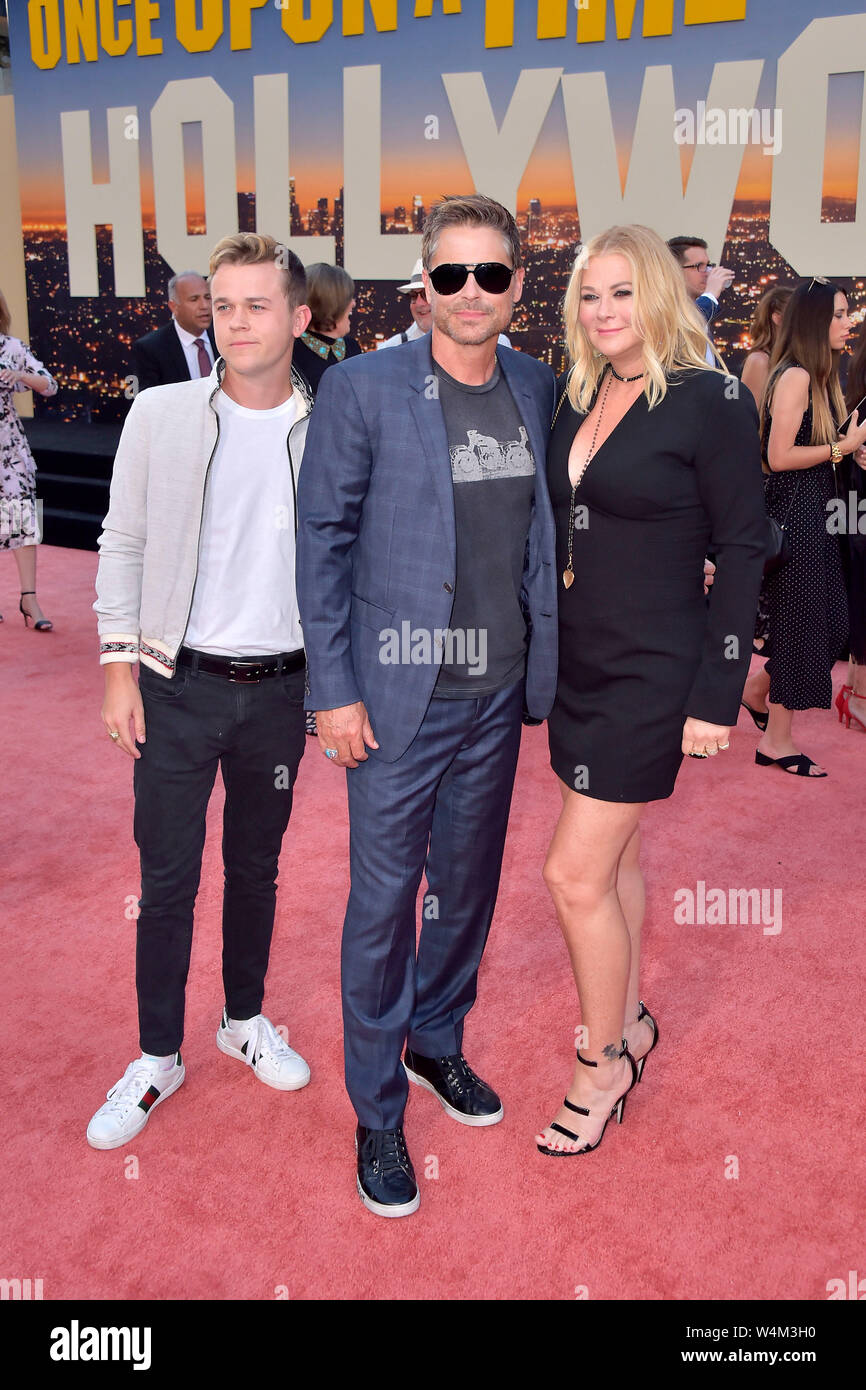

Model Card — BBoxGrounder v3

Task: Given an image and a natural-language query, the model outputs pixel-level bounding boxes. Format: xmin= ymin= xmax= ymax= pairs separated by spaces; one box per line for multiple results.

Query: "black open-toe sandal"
xmin=755 ymin=750 xmax=827 ymax=778
xmin=740 ymin=700 xmax=769 ymax=732
xmin=537 ymin=1041 xmax=637 ymax=1157
xmin=635 ymin=1000 xmax=659 ymax=1083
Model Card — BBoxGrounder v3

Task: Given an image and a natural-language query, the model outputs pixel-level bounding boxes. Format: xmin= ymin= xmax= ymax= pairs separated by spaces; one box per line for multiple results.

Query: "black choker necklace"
xmin=609 ymin=363 xmax=644 ymax=382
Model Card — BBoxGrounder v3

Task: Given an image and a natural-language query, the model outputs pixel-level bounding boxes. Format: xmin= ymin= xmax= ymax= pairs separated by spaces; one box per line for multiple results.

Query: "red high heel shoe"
xmin=840 ymin=690 xmax=866 ymax=733
xmin=835 ymin=684 xmax=853 ymax=722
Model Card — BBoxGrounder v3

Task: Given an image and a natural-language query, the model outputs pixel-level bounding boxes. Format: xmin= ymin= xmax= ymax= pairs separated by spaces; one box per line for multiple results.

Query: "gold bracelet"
xmin=830 ymin=442 xmax=843 ymax=465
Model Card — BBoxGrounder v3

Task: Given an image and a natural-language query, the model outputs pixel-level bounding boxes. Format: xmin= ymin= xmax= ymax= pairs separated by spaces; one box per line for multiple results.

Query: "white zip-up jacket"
xmin=94 ymin=359 xmax=313 ymax=675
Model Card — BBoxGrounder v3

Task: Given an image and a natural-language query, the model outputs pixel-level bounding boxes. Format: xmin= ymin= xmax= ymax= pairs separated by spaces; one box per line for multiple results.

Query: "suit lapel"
xmin=163 ymin=322 xmax=192 ymax=381
xmin=498 ymin=349 xmax=555 ymax=537
xmin=407 ymin=337 xmax=456 ymax=554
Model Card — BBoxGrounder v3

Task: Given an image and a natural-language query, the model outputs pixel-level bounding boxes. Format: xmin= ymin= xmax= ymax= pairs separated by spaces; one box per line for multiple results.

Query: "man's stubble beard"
xmin=433 ymin=304 xmax=511 ymax=346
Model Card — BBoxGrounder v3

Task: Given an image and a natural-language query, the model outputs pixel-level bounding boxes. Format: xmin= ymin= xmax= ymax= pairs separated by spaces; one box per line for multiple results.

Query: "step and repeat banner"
xmin=7 ymin=0 xmax=866 ymax=420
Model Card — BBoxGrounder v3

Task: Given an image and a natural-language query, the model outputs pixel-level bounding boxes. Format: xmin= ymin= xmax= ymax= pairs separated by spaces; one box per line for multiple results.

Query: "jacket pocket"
xmin=350 ymin=593 xmax=396 ymax=632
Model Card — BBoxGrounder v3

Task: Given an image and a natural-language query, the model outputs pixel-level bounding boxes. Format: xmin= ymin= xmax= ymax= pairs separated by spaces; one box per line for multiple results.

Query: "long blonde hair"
xmin=563 ymin=224 xmax=724 ymax=413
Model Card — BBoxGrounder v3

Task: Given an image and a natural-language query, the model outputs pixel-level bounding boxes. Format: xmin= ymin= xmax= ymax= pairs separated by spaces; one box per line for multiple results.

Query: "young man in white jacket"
xmin=88 ymin=234 xmax=314 ymax=1149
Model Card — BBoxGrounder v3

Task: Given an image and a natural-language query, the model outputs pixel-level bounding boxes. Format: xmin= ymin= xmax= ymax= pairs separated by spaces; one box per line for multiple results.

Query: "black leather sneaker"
xmin=355 ymin=1125 xmax=420 ymax=1218
xmin=403 ymin=1049 xmax=503 ymax=1126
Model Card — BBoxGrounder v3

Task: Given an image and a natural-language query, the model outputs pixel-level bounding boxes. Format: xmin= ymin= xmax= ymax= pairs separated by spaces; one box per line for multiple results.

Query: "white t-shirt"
xmin=184 ymin=391 xmax=302 ymax=657
xmin=377 ymin=321 xmax=425 ymax=349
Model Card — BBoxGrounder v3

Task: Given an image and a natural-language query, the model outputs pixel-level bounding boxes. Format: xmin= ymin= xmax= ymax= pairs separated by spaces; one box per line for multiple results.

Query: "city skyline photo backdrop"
xmin=7 ymin=0 xmax=866 ymax=419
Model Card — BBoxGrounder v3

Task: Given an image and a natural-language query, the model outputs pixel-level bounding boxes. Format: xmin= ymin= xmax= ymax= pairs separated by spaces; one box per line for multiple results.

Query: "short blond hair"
xmin=208 ymin=233 xmax=306 ymax=308
xmin=564 ymin=224 xmax=723 ymax=412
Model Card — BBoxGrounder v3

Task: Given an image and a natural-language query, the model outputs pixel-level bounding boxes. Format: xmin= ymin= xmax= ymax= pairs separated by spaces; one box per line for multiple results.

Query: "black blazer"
xmin=130 ymin=322 xmax=217 ymax=392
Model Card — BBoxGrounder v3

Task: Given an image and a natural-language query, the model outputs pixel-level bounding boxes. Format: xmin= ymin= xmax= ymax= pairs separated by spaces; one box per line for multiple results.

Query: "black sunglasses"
xmin=427 ymin=262 xmax=516 ymax=296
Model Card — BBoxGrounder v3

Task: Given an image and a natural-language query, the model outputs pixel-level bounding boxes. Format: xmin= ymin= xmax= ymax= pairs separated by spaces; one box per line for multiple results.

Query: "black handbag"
xmin=763 ymin=480 xmax=800 ymax=576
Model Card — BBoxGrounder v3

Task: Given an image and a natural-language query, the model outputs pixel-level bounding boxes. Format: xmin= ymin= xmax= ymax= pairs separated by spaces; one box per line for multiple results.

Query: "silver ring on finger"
xmin=108 ymin=729 xmax=120 ymax=742
xmin=324 ymin=747 xmax=339 ymax=760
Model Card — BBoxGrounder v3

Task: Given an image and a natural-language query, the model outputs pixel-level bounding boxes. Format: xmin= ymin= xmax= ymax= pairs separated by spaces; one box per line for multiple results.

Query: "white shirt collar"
xmin=174 ymin=318 xmax=211 ymax=349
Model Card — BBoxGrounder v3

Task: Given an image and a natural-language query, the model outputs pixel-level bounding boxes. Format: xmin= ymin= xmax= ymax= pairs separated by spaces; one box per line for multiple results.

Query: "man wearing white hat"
xmin=378 ymin=259 xmax=510 ymax=350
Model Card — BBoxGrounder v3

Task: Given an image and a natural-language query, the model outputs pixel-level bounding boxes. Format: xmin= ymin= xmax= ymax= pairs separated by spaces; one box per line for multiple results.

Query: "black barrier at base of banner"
xmin=23 ymin=421 xmax=122 ymax=552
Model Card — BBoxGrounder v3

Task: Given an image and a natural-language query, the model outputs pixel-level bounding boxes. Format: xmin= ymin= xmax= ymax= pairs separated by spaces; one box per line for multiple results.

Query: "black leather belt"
xmin=177 ymin=646 xmax=305 ymax=683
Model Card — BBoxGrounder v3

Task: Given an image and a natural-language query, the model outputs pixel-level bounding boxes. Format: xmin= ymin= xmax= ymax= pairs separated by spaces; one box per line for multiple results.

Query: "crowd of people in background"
xmin=3 ymin=228 xmax=865 ymax=769
xmin=3 ymin=197 xmax=865 ymax=1218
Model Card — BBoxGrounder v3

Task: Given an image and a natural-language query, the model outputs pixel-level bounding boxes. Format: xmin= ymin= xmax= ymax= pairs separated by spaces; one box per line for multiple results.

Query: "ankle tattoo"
xmin=602 ymin=1042 xmax=620 ymax=1061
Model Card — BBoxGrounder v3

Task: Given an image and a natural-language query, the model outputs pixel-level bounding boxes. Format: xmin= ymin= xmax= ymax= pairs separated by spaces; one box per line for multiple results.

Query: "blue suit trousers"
xmin=341 ymin=679 xmax=525 ymax=1129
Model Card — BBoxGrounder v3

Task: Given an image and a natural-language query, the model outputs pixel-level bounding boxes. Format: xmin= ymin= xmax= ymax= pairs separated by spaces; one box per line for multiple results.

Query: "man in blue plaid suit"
xmin=296 ymin=196 xmax=557 ymax=1218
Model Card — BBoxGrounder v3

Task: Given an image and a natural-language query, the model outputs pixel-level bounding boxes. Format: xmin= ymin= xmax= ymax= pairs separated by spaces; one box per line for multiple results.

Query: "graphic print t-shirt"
xmin=433 ymin=358 xmax=536 ymax=697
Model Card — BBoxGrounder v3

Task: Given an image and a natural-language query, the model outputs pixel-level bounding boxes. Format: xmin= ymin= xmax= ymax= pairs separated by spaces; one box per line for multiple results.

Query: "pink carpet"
xmin=2 ymin=546 xmax=863 ymax=1301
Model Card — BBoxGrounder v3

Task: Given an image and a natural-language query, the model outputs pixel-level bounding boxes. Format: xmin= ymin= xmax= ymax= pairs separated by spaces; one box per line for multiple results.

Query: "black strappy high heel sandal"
xmin=19 ymin=591 xmax=53 ymax=632
xmin=536 ymin=1040 xmax=637 ymax=1157
xmin=634 ymin=1000 xmax=659 ymax=1083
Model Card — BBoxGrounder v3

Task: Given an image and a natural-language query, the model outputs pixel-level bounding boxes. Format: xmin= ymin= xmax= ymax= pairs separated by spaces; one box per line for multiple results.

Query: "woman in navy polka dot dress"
xmin=741 ymin=279 xmax=866 ymax=776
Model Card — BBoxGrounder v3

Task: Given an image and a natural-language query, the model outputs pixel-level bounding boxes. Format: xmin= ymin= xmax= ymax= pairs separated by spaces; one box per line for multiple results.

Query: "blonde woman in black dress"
xmin=536 ymin=226 xmax=767 ymax=1156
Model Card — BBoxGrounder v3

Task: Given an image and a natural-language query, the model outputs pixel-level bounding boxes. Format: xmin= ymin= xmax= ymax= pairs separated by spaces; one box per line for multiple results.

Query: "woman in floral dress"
xmin=0 ymin=289 xmax=58 ymax=628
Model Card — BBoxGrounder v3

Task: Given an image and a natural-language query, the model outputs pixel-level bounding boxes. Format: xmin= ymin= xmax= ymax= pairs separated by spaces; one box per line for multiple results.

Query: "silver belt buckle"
xmin=229 ymin=661 xmax=264 ymax=683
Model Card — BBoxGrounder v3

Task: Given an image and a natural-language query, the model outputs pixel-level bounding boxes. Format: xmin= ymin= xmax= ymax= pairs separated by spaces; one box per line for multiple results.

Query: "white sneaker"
xmin=86 ymin=1053 xmax=185 ymax=1150
xmin=216 ymin=1009 xmax=310 ymax=1091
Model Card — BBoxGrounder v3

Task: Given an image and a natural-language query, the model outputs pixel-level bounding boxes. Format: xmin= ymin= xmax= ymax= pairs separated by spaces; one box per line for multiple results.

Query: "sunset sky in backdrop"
xmin=9 ymin=0 xmax=863 ymax=224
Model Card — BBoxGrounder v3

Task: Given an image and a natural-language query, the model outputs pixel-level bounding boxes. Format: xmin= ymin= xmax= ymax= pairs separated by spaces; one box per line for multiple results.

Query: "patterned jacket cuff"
xmin=99 ymin=637 xmax=140 ymax=665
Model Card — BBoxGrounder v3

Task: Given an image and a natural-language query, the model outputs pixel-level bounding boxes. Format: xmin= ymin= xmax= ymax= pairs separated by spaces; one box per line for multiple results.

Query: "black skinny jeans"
xmin=133 ymin=658 xmax=306 ymax=1054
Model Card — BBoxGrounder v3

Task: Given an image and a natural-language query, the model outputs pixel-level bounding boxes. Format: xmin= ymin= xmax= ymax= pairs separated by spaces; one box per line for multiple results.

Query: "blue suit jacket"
xmin=696 ymin=293 xmax=719 ymax=325
xmin=296 ymin=334 xmax=558 ymax=762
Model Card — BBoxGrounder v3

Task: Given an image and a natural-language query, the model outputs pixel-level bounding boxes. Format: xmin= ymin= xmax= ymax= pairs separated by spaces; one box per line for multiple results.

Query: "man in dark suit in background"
xmin=297 ymin=195 xmax=558 ymax=1219
xmin=130 ymin=272 xmax=217 ymax=393
xmin=667 ymin=235 xmax=735 ymax=362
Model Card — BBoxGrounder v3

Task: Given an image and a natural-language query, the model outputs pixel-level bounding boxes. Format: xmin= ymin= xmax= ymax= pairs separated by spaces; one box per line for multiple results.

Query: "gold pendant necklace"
xmin=562 ymin=367 xmax=615 ymax=590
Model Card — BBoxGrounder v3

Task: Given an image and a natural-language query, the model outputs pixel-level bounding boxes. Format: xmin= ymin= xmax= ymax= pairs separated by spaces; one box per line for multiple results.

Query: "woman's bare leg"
xmin=757 ymin=702 xmax=826 ymax=774
xmin=536 ymin=785 xmax=644 ymax=1153
xmin=14 ymin=545 xmax=49 ymax=625
xmin=742 ymin=664 xmax=770 ymax=714
xmin=616 ymin=826 xmax=655 ymax=1062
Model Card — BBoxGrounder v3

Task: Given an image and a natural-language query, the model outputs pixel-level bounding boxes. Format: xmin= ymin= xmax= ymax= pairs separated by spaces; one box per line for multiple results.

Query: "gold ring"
xmin=108 ymin=730 xmax=120 ymax=741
